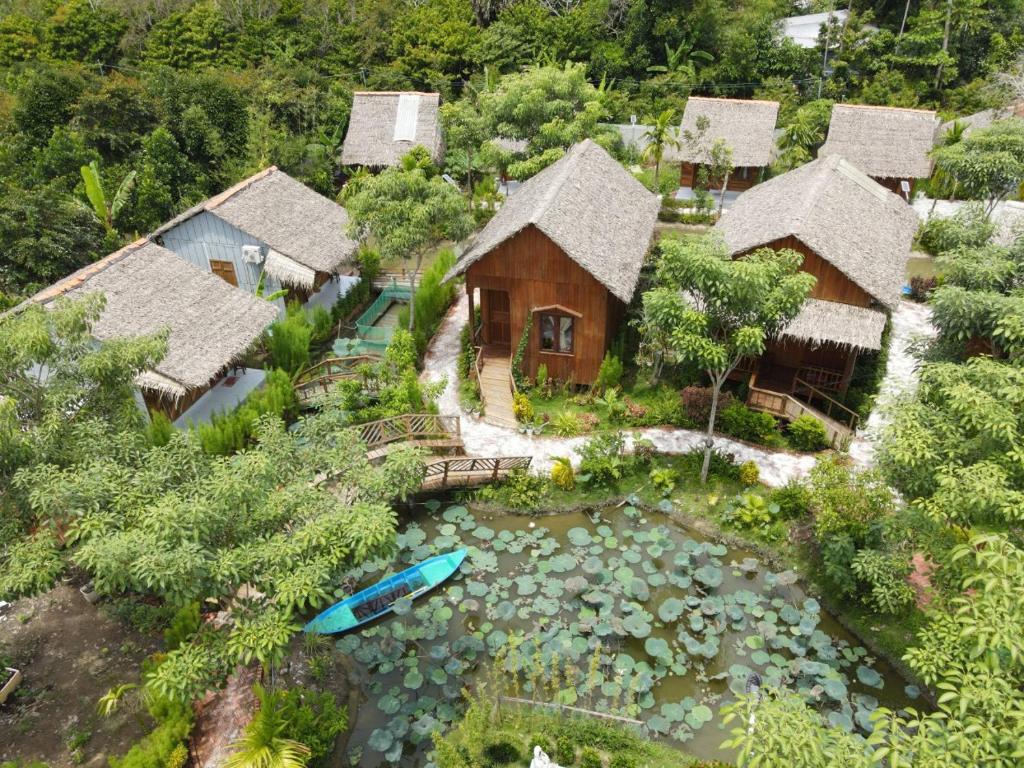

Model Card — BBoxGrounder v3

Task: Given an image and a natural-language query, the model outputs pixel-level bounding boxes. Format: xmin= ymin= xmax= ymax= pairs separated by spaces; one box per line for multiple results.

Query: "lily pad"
xmin=694 ymin=565 xmax=723 ymax=588
xmin=856 ymin=665 xmax=883 ymax=689
xmin=685 ymin=704 xmax=713 ymax=729
xmin=658 ymin=598 xmax=685 ymax=622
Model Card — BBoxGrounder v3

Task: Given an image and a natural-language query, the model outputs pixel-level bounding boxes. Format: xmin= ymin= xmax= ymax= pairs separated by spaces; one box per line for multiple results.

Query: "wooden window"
xmin=539 ymin=312 xmax=575 ymax=355
xmin=208 ymin=259 xmax=238 ymax=287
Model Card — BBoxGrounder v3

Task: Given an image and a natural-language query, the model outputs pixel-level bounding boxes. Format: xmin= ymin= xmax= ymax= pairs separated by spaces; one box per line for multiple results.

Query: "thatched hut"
xmin=819 ymin=104 xmax=940 ymax=196
xmin=446 ymin=139 xmax=659 ymax=386
xmin=715 ymin=154 xmax=918 ymax=397
xmin=151 ymin=167 xmax=358 ymax=312
xmin=940 ymin=101 xmax=1024 ymax=139
xmin=341 ymin=92 xmax=444 ymax=168
xmin=25 ymin=240 xmax=278 ymax=422
xmin=666 ymin=97 xmax=780 ymax=192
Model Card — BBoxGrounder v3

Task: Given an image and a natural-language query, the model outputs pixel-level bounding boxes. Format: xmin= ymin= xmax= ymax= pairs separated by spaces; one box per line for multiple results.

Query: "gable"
xmin=749 ymin=236 xmax=874 ymax=308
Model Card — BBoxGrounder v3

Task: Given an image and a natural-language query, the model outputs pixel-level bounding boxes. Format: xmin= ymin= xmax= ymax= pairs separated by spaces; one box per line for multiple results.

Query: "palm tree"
xmin=647 ymin=40 xmax=714 ymax=83
xmin=224 ymin=684 xmax=310 ymax=768
xmin=80 ymin=160 xmax=136 ymax=235
xmin=642 ymin=109 xmax=682 ymax=191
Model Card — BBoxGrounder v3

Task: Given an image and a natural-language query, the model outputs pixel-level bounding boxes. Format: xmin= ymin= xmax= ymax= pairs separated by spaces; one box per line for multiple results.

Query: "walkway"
xmin=477 ymin=347 xmax=517 ymax=428
xmin=422 ymin=294 xmax=936 ymax=487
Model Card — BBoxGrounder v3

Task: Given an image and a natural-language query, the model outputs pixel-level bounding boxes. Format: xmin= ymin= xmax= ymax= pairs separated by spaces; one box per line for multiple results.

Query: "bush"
xmin=718 ymin=402 xmax=780 ymax=444
xmin=267 ymin=302 xmax=312 ymax=374
xmin=787 ymin=414 xmax=829 ymax=451
xmin=482 ymin=740 xmax=522 ymax=765
xmin=632 ymin=437 xmax=656 ymax=461
xmin=681 ymin=386 xmax=732 ymax=426
xmin=578 ymin=432 xmax=629 ymax=488
xmin=851 ymin=549 xmax=916 ymax=614
xmin=277 ymin=687 xmax=348 ymax=762
xmin=649 ymin=467 xmax=677 ymax=494
xmin=609 ymin=755 xmax=636 ymax=768
xmin=530 ymin=734 xmax=554 ymax=760
xmin=194 ymin=369 xmax=297 ymax=455
xmin=556 ymin=735 xmax=576 ymax=765
xmin=163 ymin=602 xmax=200 ymax=651
xmin=409 ymin=248 xmax=457 ymax=355
xmin=108 ymin=704 xmax=192 ymax=768
xmin=647 ymin=386 xmax=685 ymax=426
xmin=552 ymin=410 xmax=583 ymax=436
xmin=918 ymin=203 xmax=994 ymax=255
xmin=476 ymin=469 xmax=545 ymax=510
xmin=512 ymin=392 xmax=533 ymax=422
xmin=579 ymin=747 xmax=602 ymax=768
xmin=535 ymin=363 xmax=549 ymax=396
xmin=769 ymin=480 xmax=812 ymax=520
xmin=723 ymin=492 xmax=779 ymax=528
xmin=145 ymin=411 xmax=173 ymax=447
xmin=309 ymin=305 xmax=333 ymax=344
xmin=678 ymin=447 xmax=740 ymax=481
xmin=908 ymin=275 xmax=937 ymax=301
xmin=593 ymin=352 xmax=623 ymax=393
xmin=738 ymin=460 xmax=759 ymax=486
xmin=551 ymin=456 xmax=575 ymax=490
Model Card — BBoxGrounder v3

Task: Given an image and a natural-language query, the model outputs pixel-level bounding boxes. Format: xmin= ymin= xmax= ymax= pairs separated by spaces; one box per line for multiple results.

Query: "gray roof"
xmin=666 ymin=97 xmax=780 ymax=167
xmin=715 ymin=154 xmax=918 ymax=309
xmin=994 ymin=201 xmax=1024 ymax=246
xmin=820 ymin=104 xmax=940 ymax=179
xmin=151 ymin=167 xmax=357 ymax=275
xmin=341 ymin=91 xmax=444 ymax=168
xmin=782 ymin=298 xmax=886 ymax=350
xmin=446 ymin=140 xmax=660 ymax=303
xmin=940 ymin=102 xmax=1024 ymax=138
xmin=28 ymin=240 xmax=277 ymax=397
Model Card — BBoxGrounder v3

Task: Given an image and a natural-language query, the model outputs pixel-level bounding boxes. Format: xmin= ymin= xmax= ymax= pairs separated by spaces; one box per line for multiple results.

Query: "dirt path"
xmin=422 ymin=294 xmax=936 ymax=487
xmin=0 ymin=586 xmax=160 ymax=768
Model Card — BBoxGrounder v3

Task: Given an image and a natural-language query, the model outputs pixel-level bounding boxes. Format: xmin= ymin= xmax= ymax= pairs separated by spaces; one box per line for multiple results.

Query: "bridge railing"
xmin=423 ymin=455 xmax=532 ymax=487
xmin=357 ymin=413 xmax=461 ymax=451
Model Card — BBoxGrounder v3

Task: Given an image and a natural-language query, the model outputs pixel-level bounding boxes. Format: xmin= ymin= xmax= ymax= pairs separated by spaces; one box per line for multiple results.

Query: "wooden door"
xmin=486 ymin=289 xmax=511 ymax=346
xmin=209 ymin=259 xmax=239 ymax=287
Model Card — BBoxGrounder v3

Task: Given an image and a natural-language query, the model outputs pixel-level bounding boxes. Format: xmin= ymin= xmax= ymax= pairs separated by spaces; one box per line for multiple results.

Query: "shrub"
xmin=647 ymin=386 xmax=685 ymax=426
xmin=578 ymin=432 xmax=629 ymax=488
xmin=477 ymin=469 xmax=545 ymax=510
xmin=166 ymin=744 xmax=187 ymax=768
xmin=851 ymin=549 xmax=916 ymax=614
xmin=609 ymin=755 xmax=636 ymax=768
xmin=681 ymin=386 xmax=733 ymax=426
xmin=556 ymin=735 xmax=576 ymax=765
xmin=594 ymin=352 xmax=623 ymax=393
xmin=787 ymin=414 xmax=829 ymax=451
xmin=552 ymin=410 xmax=583 ymax=436
xmin=267 ymin=302 xmax=312 ymax=374
xmin=632 ymin=438 xmax=656 ymax=461
xmin=163 ymin=602 xmax=200 ymax=651
xmin=0 ymin=531 xmax=64 ymax=600
xmin=738 ymin=460 xmax=760 ymax=486
xmin=194 ymin=369 xmax=297 ymax=455
xmin=458 ymin=322 xmax=476 ymax=381
xmin=718 ymin=402 xmax=780 ymax=444
xmin=551 ymin=456 xmax=575 ymax=490
xmin=530 ymin=734 xmax=554 ymax=760
xmin=678 ymin=448 xmax=740 ymax=481
xmin=145 ymin=411 xmax=173 ymax=447
xmin=918 ymin=203 xmax=994 ymax=255
xmin=512 ymin=392 xmax=534 ymax=422
xmin=908 ymin=275 xmax=937 ymax=301
xmin=108 ymin=704 xmax=192 ymax=768
xmin=623 ymin=397 xmax=649 ymax=424
xmin=535 ymin=363 xmax=549 ymax=396
xmin=649 ymin=467 xmax=678 ymax=494
xmin=309 ymin=305 xmax=333 ymax=344
xmin=578 ymin=412 xmax=600 ymax=433
xmin=579 ymin=747 xmax=602 ymax=768
xmin=769 ymin=480 xmax=812 ymax=520
xmin=483 ymin=740 xmax=522 ymax=765
xmin=277 ymin=687 xmax=348 ymax=762
xmin=723 ymin=492 xmax=779 ymax=528
xmin=410 ymin=248 xmax=457 ymax=355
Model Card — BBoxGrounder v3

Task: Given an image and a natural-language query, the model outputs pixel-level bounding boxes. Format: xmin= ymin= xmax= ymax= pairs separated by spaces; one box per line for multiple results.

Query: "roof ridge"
xmin=689 ymin=96 xmax=779 ymax=107
xmin=835 ymin=103 xmax=937 ymax=117
xmin=204 ymin=166 xmax=278 ymax=213
xmin=530 ymin=142 xmax=588 ymax=226
xmin=792 ymin=157 xmax=835 ymax=234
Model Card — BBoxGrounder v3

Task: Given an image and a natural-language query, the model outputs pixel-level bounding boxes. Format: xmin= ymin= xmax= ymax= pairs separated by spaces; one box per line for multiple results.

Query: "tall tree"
xmin=932 ymin=119 xmax=1024 ymax=216
xmin=343 ymin=148 xmax=474 ymax=331
xmin=639 ymin=236 xmax=814 ymax=483
xmin=641 ymin=108 xmax=681 ymax=191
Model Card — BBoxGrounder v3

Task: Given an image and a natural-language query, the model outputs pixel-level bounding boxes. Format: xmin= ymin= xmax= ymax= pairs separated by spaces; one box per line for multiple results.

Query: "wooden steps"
xmin=478 ymin=350 xmax=517 ymax=428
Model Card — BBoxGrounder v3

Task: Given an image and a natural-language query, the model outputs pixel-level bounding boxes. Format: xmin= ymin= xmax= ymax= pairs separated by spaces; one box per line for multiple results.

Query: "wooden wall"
xmin=466 ymin=225 xmax=620 ymax=385
xmin=680 ymin=163 xmax=762 ymax=191
xmin=872 ymin=176 xmax=912 ymax=199
xmin=746 ymin=236 xmax=874 ymax=308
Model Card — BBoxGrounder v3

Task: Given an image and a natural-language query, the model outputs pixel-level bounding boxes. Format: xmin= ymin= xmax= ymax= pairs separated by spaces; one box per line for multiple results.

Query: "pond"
xmin=328 ymin=500 xmax=920 ymax=766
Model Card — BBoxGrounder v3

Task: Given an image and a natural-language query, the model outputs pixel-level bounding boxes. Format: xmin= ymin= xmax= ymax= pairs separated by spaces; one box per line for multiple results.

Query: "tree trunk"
xmin=700 ymin=378 xmax=722 ymax=485
xmin=896 ymin=0 xmax=912 ymax=48
xmin=717 ymin=171 xmax=731 ymax=217
xmin=935 ymin=0 xmax=953 ymax=90
xmin=653 ymin=147 xmax=661 ymax=191
xmin=407 ymin=251 xmax=424 ymax=331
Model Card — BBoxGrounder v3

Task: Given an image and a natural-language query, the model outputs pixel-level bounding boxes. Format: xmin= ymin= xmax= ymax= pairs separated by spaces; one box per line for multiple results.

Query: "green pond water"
xmin=328 ymin=501 xmax=920 ymax=767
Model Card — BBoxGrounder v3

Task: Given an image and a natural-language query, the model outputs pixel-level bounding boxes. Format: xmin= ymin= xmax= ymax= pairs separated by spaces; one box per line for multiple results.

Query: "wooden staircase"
xmin=476 ymin=347 xmax=517 ymax=429
xmin=747 ymin=375 xmax=858 ymax=446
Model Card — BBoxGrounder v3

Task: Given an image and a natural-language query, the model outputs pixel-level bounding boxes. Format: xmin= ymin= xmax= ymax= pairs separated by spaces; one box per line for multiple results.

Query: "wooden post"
xmin=442 ymin=461 xmax=449 ymax=487
xmin=467 ymin=283 xmax=476 ymax=339
xmin=492 ymin=459 xmax=499 ymax=481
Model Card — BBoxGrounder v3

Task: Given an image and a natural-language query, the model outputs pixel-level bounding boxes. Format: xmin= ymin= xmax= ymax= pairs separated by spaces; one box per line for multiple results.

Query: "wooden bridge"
xmin=746 ymin=374 xmax=858 ymax=446
xmin=354 ymin=413 xmax=532 ymax=490
xmin=294 ymin=356 xmax=378 ymax=407
xmin=472 ymin=344 xmax=518 ymax=428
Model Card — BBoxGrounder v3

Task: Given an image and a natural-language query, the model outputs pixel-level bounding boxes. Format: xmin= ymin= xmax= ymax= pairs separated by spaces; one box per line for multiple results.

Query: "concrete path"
xmin=422 ymin=294 xmax=935 ymax=487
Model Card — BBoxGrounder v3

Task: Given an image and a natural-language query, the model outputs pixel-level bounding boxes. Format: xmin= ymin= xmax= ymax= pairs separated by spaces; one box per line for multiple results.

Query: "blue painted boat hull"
xmin=304 ymin=549 xmax=467 ymax=635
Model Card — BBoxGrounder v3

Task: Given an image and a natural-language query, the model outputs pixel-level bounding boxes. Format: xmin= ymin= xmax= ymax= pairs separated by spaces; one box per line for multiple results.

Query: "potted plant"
xmin=1 ymin=666 xmax=22 ymax=705
xmin=80 ymin=581 xmax=101 ymax=604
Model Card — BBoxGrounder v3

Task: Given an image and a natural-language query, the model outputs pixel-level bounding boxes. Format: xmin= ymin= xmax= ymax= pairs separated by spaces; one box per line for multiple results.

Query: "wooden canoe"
xmin=304 ymin=549 xmax=468 ymax=635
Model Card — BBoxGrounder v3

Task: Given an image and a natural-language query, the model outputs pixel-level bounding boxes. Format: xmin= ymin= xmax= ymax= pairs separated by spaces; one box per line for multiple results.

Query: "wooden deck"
xmin=476 ymin=346 xmax=517 ymax=428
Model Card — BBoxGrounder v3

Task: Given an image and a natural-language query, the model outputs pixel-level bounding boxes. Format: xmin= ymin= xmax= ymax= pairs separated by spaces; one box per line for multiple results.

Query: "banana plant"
xmin=80 ymin=160 xmax=136 ymax=234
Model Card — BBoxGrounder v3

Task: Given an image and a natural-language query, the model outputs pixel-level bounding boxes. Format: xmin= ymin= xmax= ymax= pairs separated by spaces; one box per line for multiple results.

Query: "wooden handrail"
xmin=356 ymin=413 xmax=461 ymax=451
xmin=508 ymin=352 xmax=518 ymax=397
xmin=796 ymin=365 xmax=845 ymax=392
xmin=792 ymin=377 xmax=859 ymax=431
xmin=422 ymin=455 xmax=532 ymax=486
xmin=296 ymin=355 xmax=376 ymax=385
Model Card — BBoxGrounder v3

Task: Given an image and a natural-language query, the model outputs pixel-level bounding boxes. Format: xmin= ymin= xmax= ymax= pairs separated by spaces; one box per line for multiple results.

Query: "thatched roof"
xmin=665 ymin=97 xmax=780 ymax=167
xmin=445 ymin=139 xmax=660 ymax=303
xmin=820 ymin=104 xmax=939 ymax=179
xmin=940 ymin=102 xmax=1024 ymax=138
xmin=28 ymin=240 xmax=277 ymax=398
xmin=715 ymin=154 xmax=918 ymax=309
xmin=782 ymin=298 xmax=886 ymax=351
xmin=341 ymin=92 xmax=444 ymax=167
xmin=151 ymin=167 xmax=357 ymax=278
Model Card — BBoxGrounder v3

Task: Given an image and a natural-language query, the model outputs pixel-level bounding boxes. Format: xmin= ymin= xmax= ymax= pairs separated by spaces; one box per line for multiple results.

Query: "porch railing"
xmin=792 ymin=377 xmax=859 ymax=432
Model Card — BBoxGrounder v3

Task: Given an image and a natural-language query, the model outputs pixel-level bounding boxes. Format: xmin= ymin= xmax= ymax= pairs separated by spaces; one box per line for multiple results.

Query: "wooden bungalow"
xmin=20 ymin=240 xmax=278 ymax=424
xmin=715 ymin=154 xmax=918 ymax=416
xmin=665 ymin=97 xmax=780 ymax=192
xmin=819 ymin=104 xmax=940 ymax=197
xmin=341 ymin=92 xmax=444 ymax=169
xmin=446 ymin=139 xmax=660 ymax=390
xmin=150 ymin=167 xmax=359 ymax=314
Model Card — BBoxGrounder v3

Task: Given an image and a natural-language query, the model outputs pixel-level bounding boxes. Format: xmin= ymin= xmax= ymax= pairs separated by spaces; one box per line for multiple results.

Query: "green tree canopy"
xmin=933 ymin=119 xmax=1024 ymax=214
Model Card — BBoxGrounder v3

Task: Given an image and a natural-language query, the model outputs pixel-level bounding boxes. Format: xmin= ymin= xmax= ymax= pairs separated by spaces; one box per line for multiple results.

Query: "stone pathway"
xmin=422 ymin=294 xmax=935 ymax=488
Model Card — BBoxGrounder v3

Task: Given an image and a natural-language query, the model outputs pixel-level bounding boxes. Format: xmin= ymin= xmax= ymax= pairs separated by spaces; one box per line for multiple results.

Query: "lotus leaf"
xmin=442 ymin=505 xmax=467 ymax=522
xmin=473 ymin=526 xmax=495 ymax=541
xmin=379 ymin=692 xmax=403 ymax=715
xmin=367 ymin=728 xmax=393 ymax=752
xmin=581 ymin=556 xmax=603 ymax=575
xmin=750 ymin=650 xmax=770 ymax=666
xmin=424 ymin=499 xmax=441 ymax=512
xmin=779 ymin=605 xmax=801 ymax=624
xmin=744 ymin=635 xmax=765 ymax=649
xmin=622 ymin=549 xmax=642 ymax=564
xmin=623 ymin=614 xmax=652 ymax=638
xmin=614 ymin=566 xmax=636 ymax=585
xmin=689 ymin=614 xmax=705 ymax=633
xmin=627 ymin=578 xmax=650 ymax=601
xmin=822 ymin=678 xmax=847 ymax=700
xmin=658 ymin=597 xmax=685 ymax=622
xmin=647 ymin=714 xmax=671 ymax=734
xmin=694 ymin=565 xmax=723 ymax=588
xmin=564 ymin=576 xmax=588 ymax=594
xmin=856 ymin=665 xmax=883 ymax=689
xmin=514 ymin=576 xmax=537 ymax=596
xmin=568 ymin=527 xmax=593 ymax=546
xmin=905 ymin=684 xmax=920 ymax=699
xmin=828 ymin=711 xmax=854 ymax=731
xmin=644 ymin=637 xmax=672 ymax=664
xmin=685 ymin=704 xmax=713 ymax=729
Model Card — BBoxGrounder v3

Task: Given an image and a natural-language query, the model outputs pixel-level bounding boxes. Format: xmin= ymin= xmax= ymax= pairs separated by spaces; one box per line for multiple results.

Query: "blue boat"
xmin=304 ymin=549 xmax=468 ymax=635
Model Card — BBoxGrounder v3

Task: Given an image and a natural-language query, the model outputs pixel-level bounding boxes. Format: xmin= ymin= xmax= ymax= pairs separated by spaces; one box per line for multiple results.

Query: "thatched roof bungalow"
xmin=667 ymin=97 xmax=780 ymax=191
xmin=940 ymin=101 xmax=1024 ymax=139
xmin=819 ymin=104 xmax=940 ymax=195
xmin=341 ymin=91 xmax=444 ymax=168
xmin=715 ymin=154 xmax=918 ymax=396
xmin=25 ymin=240 xmax=278 ymax=421
xmin=446 ymin=139 xmax=659 ymax=390
xmin=151 ymin=167 xmax=358 ymax=311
